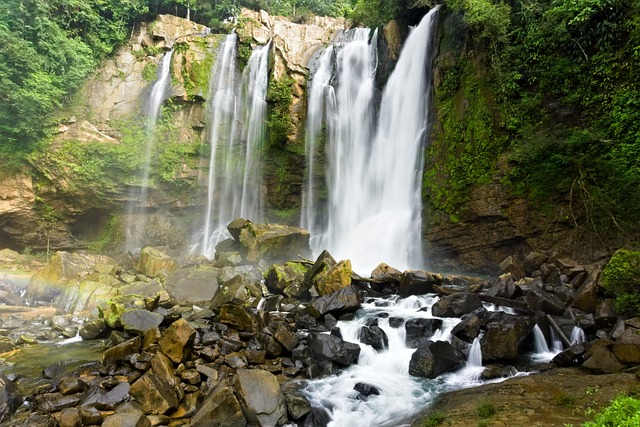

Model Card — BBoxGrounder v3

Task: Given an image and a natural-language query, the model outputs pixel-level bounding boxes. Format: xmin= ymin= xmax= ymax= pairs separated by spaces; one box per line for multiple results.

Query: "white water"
xmin=304 ymin=293 xmax=491 ymax=427
xmin=550 ymin=327 xmax=564 ymax=353
xmin=570 ymin=326 xmax=586 ymax=344
xmin=305 ymin=8 xmax=439 ymax=274
xmin=195 ymin=37 xmax=270 ymax=257
xmin=124 ymin=50 xmax=174 ymax=252
xmin=531 ymin=324 xmax=562 ymax=362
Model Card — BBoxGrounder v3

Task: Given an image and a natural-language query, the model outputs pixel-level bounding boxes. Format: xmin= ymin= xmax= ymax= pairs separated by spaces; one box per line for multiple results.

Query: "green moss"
xmin=424 ymin=58 xmax=505 ymax=216
xmin=601 ymin=249 xmax=640 ymax=295
xmin=142 ymin=62 xmax=158 ymax=82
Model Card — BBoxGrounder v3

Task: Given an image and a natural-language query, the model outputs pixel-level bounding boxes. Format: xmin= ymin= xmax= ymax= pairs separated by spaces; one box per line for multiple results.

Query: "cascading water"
xmin=305 ymin=8 xmax=439 ymax=274
xmin=124 ymin=50 xmax=174 ymax=252
xmin=549 ymin=327 xmax=564 ymax=353
xmin=570 ymin=325 xmax=586 ymax=344
xmin=531 ymin=324 xmax=562 ymax=362
xmin=195 ymin=36 xmax=270 ymax=258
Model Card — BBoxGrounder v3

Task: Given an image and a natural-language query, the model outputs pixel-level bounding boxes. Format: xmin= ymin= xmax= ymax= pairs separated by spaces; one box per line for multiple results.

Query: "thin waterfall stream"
xmin=124 ymin=50 xmax=174 ymax=252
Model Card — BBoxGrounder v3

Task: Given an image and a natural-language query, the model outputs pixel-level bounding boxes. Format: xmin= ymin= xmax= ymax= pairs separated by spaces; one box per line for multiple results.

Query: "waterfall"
xmin=467 ymin=336 xmax=483 ymax=368
xmin=305 ymin=8 xmax=439 ymax=274
xmin=549 ymin=327 xmax=564 ymax=353
xmin=301 ymin=45 xmax=334 ymax=239
xmin=570 ymin=326 xmax=586 ymax=344
xmin=531 ymin=324 xmax=563 ymax=362
xmin=532 ymin=324 xmax=551 ymax=353
xmin=124 ymin=50 xmax=174 ymax=252
xmin=195 ymin=36 xmax=270 ymax=258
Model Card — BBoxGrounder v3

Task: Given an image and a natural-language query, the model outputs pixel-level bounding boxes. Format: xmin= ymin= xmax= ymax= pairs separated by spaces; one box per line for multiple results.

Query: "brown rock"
xmin=314 ymin=259 xmax=352 ymax=296
xmin=612 ymin=328 xmax=640 ymax=364
xmin=129 ymin=372 xmax=180 ymax=415
xmin=583 ymin=346 xmax=625 ymax=373
xmin=190 ymin=383 xmax=246 ymax=427
xmin=158 ymin=318 xmax=196 ymax=363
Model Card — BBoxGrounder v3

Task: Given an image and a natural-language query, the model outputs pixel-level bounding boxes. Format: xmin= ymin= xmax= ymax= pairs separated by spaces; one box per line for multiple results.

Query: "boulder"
xmin=229 ymin=218 xmax=311 ymax=263
xmin=358 ymin=323 xmax=388 ymax=350
xmin=371 ymin=263 xmax=402 ymax=283
xmin=136 ymin=247 xmax=179 ymax=279
xmin=304 ymin=250 xmax=337 ymax=286
xmin=129 ymin=372 xmax=179 ymax=415
xmin=27 ymin=251 xmax=116 ymax=303
xmin=235 ymin=369 xmax=288 ymax=427
xmin=571 ymin=273 xmax=599 ymax=313
xmin=0 ymin=374 xmax=22 ymax=423
xmin=612 ymin=328 xmax=640 ymax=364
xmin=264 ymin=262 xmax=310 ymax=300
xmin=79 ymin=318 xmax=108 ymax=340
xmin=165 ymin=267 xmax=220 ymax=304
xmin=219 ymin=303 xmax=258 ymax=331
xmin=190 ymin=383 xmax=246 ymax=427
xmin=306 ymin=333 xmax=361 ymax=367
xmin=353 ymin=383 xmax=380 ymax=399
xmin=82 ymin=382 xmax=130 ymax=410
xmin=102 ymin=336 xmax=141 ymax=366
xmin=59 ymin=407 xmax=82 ymax=427
xmin=583 ymin=345 xmax=625 ymax=373
xmin=54 ymin=279 xmax=119 ymax=318
xmin=120 ymin=309 xmax=164 ymax=335
xmin=523 ymin=285 xmax=565 ymax=315
xmin=101 ymin=402 xmax=151 ymax=427
xmin=98 ymin=295 xmax=150 ymax=329
xmin=158 ymin=318 xmax=196 ymax=363
xmin=451 ymin=311 xmax=484 ymax=343
xmin=480 ymin=312 xmax=535 ymax=361
xmin=408 ymin=340 xmax=465 ymax=378
xmin=552 ymin=343 xmax=588 ymax=367
xmin=281 ymin=384 xmax=311 ymax=421
xmin=119 ymin=280 xmax=169 ymax=304
xmin=432 ymin=292 xmax=483 ymax=318
xmin=499 ymin=256 xmax=525 ymax=281
xmin=313 ymin=259 xmax=352 ymax=296
xmin=210 ymin=275 xmax=262 ymax=310
xmin=399 ymin=270 xmax=440 ymax=297
xmin=405 ymin=318 xmax=444 ymax=348
xmin=274 ymin=323 xmax=298 ymax=352
xmin=485 ymin=274 xmax=518 ymax=299
xmin=308 ymin=286 xmax=361 ymax=318
xmin=523 ymin=252 xmax=548 ymax=274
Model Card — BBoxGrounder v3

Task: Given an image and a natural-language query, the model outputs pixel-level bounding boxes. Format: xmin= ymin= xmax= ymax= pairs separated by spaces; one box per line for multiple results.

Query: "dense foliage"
xmin=583 ymin=394 xmax=640 ymax=426
xmin=428 ymin=0 xmax=640 ymax=236
xmin=601 ymin=249 xmax=640 ymax=315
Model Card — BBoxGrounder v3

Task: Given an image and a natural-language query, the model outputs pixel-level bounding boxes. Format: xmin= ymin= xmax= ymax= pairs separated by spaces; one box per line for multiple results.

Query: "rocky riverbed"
xmin=0 ymin=219 xmax=638 ymax=426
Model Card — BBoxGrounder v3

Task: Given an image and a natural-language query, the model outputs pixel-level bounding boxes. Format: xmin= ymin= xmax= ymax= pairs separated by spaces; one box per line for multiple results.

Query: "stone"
xmin=399 ymin=270 xmax=440 ymax=297
xmin=150 ymin=352 xmax=179 ymax=388
xmin=571 ymin=273 xmax=599 ymax=313
xmin=284 ymin=388 xmax=311 ymax=420
xmin=485 ymin=273 xmax=518 ymax=299
xmin=408 ymin=341 xmax=466 ymax=378
xmin=119 ymin=280 xmax=168 ymax=303
xmin=120 ymin=309 xmax=164 ymax=335
xmin=190 ymin=383 xmax=246 ymax=427
xmin=304 ymin=250 xmax=337 ymax=286
xmin=405 ymin=318 xmax=444 ymax=348
xmin=524 ymin=285 xmax=565 ymax=315
xmin=101 ymin=402 xmax=151 ymax=427
xmin=55 ymin=279 xmax=119 ymax=318
xmin=136 ymin=247 xmax=179 ymax=279
xmin=583 ymin=346 xmax=625 ymax=373
xmin=158 ymin=318 xmax=196 ymax=363
xmin=235 ymin=369 xmax=287 ymax=427
xmin=59 ymin=408 xmax=82 ymax=427
xmin=79 ymin=407 xmax=102 ymax=425
xmin=354 ymin=382 xmax=380 ymax=399
xmin=264 ymin=262 xmax=310 ymax=300
xmin=58 ymin=378 xmax=86 ymax=395
xmin=36 ymin=393 xmax=82 ymax=413
xmin=82 ymin=382 xmax=130 ymax=410
xmin=308 ymin=285 xmax=361 ymax=318
xmin=306 ymin=333 xmax=361 ymax=367
xmin=210 ymin=275 xmax=262 ymax=310
xmin=432 ymin=292 xmax=483 ymax=318
xmin=230 ymin=218 xmax=311 ymax=263
xmin=129 ymin=372 xmax=180 ymax=415
xmin=165 ymin=267 xmax=220 ymax=304
xmin=102 ymin=336 xmax=141 ymax=366
xmin=0 ymin=374 xmax=21 ymax=423
xmin=371 ymin=263 xmax=402 ymax=283
xmin=313 ymin=259 xmax=352 ymax=296
xmin=274 ymin=323 xmax=298 ymax=352
xmin=359 ymin=324 xmax=389 ymax=350
xmin=552 ymin=343 xmax=588 ymax=367
xmin=451 ymin=312 xmax=483 ymax=343
xmin=523 ymin=252 xmax=548 ymax=275
xmin=612 ymin=328 xmax=640 ymax=363
xmin=480 ymin=312 xmax=535 ymax=361
xmin=79 ymin=318 xmax=108 ymax=340
xmin=98 ymin=294 xmax=149 ymax=329
xmin=219 ymin=303 xmax=258 ymax=331
xmin=499 ymin=256 xmax=526 ymax=281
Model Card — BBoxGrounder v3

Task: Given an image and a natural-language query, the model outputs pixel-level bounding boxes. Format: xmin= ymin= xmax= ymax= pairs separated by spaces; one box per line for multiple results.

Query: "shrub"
xmin=583 ymin=395 xmax=640 ymax=427
xmin=601 ymin=249 xmax=640 ymax=296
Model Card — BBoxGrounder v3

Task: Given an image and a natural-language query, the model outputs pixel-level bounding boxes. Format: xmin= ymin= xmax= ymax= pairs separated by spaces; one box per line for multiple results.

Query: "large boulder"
xmin=308 ymin=286 xmax=361 ymax=318
xmin=27 ymin=251 xmax=116 ymax=303
xmin=432 ymin=292 xmax=483 ymax=318
xmin=306 ymin=333 xmax=361 ymax=367
xmin=55 ymin=279 xmax=119 ymax=318
xmin=210 ymin=275 xmax=262 ymax=310
xmin=405 ymin=318 xmax=444 ymax=348
xmin=228 ymin=218 xmax=311 ymax=263
xmin=264 ymin=262 xmax=310 ymax=300
xmin=480 ymin=312 xmax=535 ymax=361
xmin=0 ymin=374 xmax=22 ymax=423
xmin=612 ymin=327 xmax=640 ymax=364
xmin=190 ymin=383 xmax=246 ymax=427
xmin=158 ymin=318 xmax=196 ymax=363
xmin=120 ymin=309 xmax=164 ymax=335
xmin=129 ymin=371 xmax=180 ymax=415
xmin=399 ymin=270 xmax=440 ymax=297
xmin=219 ymin=303 xmax=258 ymax=331
xmin=235 ymin=369 xmax=287 ymax=427
xmin=408 ymin=340 xmax=465 ymax=378
xmin=164 ymin=266 xmax=220 ymax=304
xmin=136 ymin=247 xmax=179 ymax=279
xmin=313 ymin=259 xmax=352 ymax=296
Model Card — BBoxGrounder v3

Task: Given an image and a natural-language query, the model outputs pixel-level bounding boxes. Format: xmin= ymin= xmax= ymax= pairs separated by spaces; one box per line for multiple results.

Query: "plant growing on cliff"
xmin=601 ymin=249 xmax=640 ymax=315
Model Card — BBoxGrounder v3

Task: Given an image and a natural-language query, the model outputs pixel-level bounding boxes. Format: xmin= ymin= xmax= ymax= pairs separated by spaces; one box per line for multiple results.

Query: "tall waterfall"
xmin=304 ymin=8 xmax=439 ymax=274
xmin=124 ymin=50 xmax=174 ymax=252
xmin=196 ymin=36 xmax=270 ymax=258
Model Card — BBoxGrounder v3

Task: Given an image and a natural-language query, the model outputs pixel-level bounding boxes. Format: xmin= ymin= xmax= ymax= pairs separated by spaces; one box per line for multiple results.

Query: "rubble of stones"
xmin=0 ymin=219 xmax=637 ymax=426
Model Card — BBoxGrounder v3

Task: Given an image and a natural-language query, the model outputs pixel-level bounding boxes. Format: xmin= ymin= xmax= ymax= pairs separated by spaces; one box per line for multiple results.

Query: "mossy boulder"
xmin=54 ymin=279 xmax=119 ymax=318
xmin=136 ymin=247 xmax=179 ymax=280
xmin=227 ymin=218 xmax=311 ymax=264
xmin=209 ymin=275 xmax=263 ymax=310
xmin=98 ymin=295 xmax=151 ymax=329
xmin=264 ymin=261 xmax=310 ymax=300
xmin=164 ymin=267 xmax=220 ymax=305
xmin=313 ymin=260 xmax=352 ymax=297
